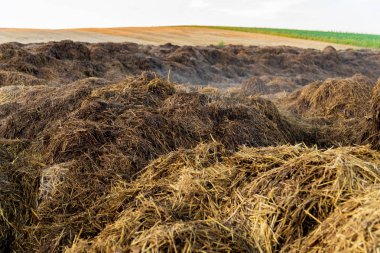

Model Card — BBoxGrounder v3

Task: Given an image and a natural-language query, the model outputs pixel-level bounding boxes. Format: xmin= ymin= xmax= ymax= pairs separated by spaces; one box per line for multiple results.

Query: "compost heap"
xmin=2 ymin=41 xmax=380 ymax=89
xmin=1 ymin=42 xmax=380 ymax=253
xmin=0 ymin=72 xmax=315 ymax=252
xmin=280 ymin=74 xmax=375 ymax=147
xmin=283 ymin=74 xmax=373 ymax=119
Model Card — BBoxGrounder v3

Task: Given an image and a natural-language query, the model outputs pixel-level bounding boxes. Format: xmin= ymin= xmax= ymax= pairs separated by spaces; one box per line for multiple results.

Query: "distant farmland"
xmin=200 ymin=26 xmax=380 ymax=49
xmin=0 ymin=27 xmax=360 ymax=49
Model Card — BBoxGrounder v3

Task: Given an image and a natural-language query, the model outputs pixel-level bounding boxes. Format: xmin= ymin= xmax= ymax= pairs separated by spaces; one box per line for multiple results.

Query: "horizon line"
xmin=0 ymin=25 xmax=379 ymax=36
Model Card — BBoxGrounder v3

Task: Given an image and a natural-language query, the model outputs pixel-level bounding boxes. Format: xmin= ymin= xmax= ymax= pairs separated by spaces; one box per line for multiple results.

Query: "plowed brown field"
xmin=0 ymin=27 xmax=357 ymax=49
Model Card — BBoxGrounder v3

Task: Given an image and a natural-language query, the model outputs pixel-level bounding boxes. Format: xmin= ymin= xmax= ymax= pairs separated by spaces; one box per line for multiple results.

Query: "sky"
xmin=1 ymin=0 xmax=379 ymax=34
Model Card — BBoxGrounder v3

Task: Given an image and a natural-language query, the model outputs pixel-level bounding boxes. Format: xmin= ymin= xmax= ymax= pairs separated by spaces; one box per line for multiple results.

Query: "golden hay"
xmin=67 ymin=142 xmax=380 ymax=253
xmin=285 ymin=187 xmax=380 ymax=252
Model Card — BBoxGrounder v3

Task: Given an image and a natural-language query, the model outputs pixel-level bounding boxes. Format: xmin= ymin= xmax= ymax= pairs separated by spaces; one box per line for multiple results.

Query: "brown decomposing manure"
xmin=2 ymin=41 xmax=380 ymax=88
xmin=0 ymin=72 xmax=316 ymax=252
xmin=66 ymin=142 xmax=380 ymax=252
xmin=2 ymin=42 xmax=380 ymax=253
xmin=0 ymin=138 xmax=39 ymax=253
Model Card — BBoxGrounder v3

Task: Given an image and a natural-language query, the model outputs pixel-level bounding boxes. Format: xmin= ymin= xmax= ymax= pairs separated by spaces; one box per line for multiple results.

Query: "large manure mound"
xmin=284 ymin=74 xmax=373 ymax=119
xmin=0 ymin=73 xmax=313 ymax=252
xmin=281 ymin=75 xmax=374 ymax=147
xmin=2 ymin=41 xmax=380 ymax=252
xmin=1 ymin=41 xmax=380 ymax=90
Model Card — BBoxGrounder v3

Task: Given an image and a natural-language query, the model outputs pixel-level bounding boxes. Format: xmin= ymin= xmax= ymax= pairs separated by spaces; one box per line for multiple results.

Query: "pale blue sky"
xmin=1 ymin=0 xmax=379 ymax=34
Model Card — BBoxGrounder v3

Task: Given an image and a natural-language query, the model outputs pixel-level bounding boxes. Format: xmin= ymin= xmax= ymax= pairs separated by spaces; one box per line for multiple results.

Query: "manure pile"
xmin=66 ymin=143 xmax=380 ymax=253
xmin=280 ymin=75 xmax=378 ymax=147
xmin=1 ymin=41 xmax=380 ymax=89
xmin=1 ymin=41 xmax=380 ymax=253
xmin=283 ymin=74 xmax=373 ymax=119
xmin=0 ymin=72 xmax=313 ymax=252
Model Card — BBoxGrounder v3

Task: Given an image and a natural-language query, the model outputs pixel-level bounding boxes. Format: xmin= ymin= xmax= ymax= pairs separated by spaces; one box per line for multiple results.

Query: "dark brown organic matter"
xmin=1 ymin=41 xmax=380 ymax=253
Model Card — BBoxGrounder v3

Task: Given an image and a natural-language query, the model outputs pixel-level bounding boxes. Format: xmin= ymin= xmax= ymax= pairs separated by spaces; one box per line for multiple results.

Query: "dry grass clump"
xmin=224 ymin=75 xmax=299 ymax=100
xmin=197 ymin=85 xmax=222 ymax=99
xmin=67 ymin=142 xmax=380 ymax=252
xmin=285 ymin=186 xmax=380 ymax=252
xmin=241 ymin=76 xmax=267 ymax=95
xmin=0 ymin=70 xmax=46 ymax=87
xmin=0 ymin=85 xmax=49 ymax=105
xmin=239 ymin=76 xmax=298 ymax=97
xmin=284 ymin=74 xmax=373 ymax=119
xmin=0 ymin=78 xmax=104 ymax=139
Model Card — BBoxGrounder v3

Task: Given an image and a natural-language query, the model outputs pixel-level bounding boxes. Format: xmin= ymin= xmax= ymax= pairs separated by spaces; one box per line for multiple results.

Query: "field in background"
xmin=0 ymin=27 xmax=359 ymax=50
xmin=200 ymin=26 xmax=380 ymax=49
